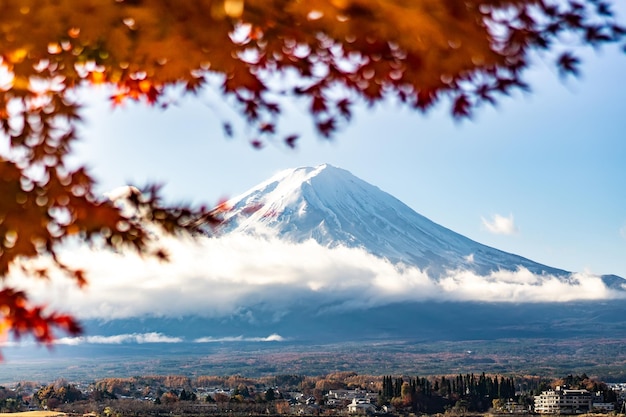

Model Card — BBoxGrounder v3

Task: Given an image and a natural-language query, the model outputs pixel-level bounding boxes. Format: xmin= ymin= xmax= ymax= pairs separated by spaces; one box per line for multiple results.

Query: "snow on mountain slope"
xmin=221 ymin=164 xmax=569 ymax=278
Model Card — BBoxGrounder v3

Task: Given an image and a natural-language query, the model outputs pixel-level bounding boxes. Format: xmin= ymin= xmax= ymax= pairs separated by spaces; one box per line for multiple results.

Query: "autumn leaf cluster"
xmin=0 ymin=0 xmax=624 ymax=348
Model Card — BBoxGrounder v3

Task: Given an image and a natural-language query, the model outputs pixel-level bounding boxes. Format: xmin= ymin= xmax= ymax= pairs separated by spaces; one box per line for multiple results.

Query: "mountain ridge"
xmin=221 ymin=164 xmax=620 ymax=284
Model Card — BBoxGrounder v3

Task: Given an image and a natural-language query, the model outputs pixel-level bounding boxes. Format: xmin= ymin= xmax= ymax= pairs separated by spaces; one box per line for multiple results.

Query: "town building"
xmin=347 ymin=398 xmax=376 ymax=414
xmin=534 ymin=387 xmax=592 ymax=414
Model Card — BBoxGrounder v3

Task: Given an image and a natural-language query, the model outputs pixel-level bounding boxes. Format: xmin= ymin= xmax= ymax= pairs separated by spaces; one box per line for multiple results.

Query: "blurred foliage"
xmin=0 ymin=0 xmax=624 ymax=348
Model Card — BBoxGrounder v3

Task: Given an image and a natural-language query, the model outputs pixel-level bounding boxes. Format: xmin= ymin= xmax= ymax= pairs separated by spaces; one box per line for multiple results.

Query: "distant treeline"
xmin=379 ymin=373 xmax=516 ymax=413
xmin=381 ymin=372 xmax=516 ymax=400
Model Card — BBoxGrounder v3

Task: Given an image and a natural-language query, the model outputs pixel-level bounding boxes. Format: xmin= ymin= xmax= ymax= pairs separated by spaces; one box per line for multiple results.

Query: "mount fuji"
xmin=220 ymin=163 xmax=620 ymax=286
xmin=5 ymin=164 xmax=626 ymax=379
xmin=72 ymin=165 xmax=626 ymax=341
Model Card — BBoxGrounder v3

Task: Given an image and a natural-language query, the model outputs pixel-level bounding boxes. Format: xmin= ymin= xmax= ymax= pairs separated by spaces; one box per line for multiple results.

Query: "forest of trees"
xmin=380 ymin=373 xmax=517 ymax=412
xmin=0 ymin=385 xmax=26 ymax=413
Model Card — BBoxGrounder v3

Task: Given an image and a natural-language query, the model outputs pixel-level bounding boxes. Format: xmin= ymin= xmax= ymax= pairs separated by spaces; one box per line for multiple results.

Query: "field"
xmin=1 ymin=337 xmax=626 ymax=384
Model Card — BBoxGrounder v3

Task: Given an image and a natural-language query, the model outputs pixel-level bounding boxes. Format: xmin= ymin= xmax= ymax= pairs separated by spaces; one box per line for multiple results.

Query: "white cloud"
xmin=3 ymin=332 xmax=283 ymax=347
xmin=7 ymin=234 xmax=625 ymax=323
xmin=54 ymin=333 xmax=182 ymax=345
xmin=437 ymin=269 xmax=613 ymax=302
xmin=481 ymin=213 xmax=518 ymax=235
xmin=194 ymin=334 xmax=285 ymax=343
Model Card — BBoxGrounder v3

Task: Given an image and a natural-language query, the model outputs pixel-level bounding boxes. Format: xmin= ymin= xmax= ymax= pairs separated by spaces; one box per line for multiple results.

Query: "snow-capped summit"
xmin=222 ymin=164 xmax=568 ymax=277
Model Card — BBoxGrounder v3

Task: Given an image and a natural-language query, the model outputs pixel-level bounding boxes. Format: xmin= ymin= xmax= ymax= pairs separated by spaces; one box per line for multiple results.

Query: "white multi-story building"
xmin=534 ymin=386 xmax=592 ymax=414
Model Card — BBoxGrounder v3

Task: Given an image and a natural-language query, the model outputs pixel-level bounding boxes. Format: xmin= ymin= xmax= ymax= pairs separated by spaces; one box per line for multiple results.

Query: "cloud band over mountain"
xmin=10 ymin=233 xmax=625 ymax=322
xmin=8 ymin=165 xmax=625 ymax=329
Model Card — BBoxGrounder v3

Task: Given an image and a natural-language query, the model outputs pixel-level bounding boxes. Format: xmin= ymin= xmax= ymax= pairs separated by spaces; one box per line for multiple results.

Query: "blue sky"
xmin=72 ymin=39 xmax=626 ymax=280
